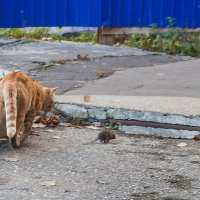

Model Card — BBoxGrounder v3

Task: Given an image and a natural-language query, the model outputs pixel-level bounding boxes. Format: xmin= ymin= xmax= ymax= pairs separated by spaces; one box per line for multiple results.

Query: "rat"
xmin=85 ymin=129 xmax=116 ymax=145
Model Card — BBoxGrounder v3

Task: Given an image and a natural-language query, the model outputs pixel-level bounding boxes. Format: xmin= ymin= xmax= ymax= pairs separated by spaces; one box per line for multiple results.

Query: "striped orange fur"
xmin=3 ymin=82 xmax=17 ymax=139
xmin=0 ymin=71 xmax=57 ymax=148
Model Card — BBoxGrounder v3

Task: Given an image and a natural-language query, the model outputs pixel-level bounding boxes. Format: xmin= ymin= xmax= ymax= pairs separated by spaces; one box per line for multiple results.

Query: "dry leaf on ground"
xmin=95 ymin=180 xmax=109 ymax=185
xmin=59 ymin=123 xmax=71 ymax=127
xmin=42 ymin=180 xmax=56 ymax=187
xmin=4 ymin=157 xmax=20 ymax=162
xmin=194 ymin=135 xmax=200 ymax=140
xmin=86 ymin=126 xmax=101 ymax=130
xmin=32 ymin=123 xmax=46 ymax=128
xmin=51 ymin=136 xmax=60 ymax=139
xmin=45 ymin=129 xmax=54 ymax=132
xmin=96 ymin=71 xmax=113 ymax=79
xmin=84 ymin=95 xmax=91 ymax=102
xmin=34 ymin=116 xmax=42 ymax=123
xmin=177 ymin=142 xmax=188 ymax=147
xmin=30 ymin=132 xmax=40 ymax=136
xmin=33 ymin=115 xmax=60 ymax=127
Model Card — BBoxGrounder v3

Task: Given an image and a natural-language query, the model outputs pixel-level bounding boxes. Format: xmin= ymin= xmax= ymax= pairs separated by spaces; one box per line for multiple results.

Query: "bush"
xmin=114 ymin=18 xmax=200 ymax=57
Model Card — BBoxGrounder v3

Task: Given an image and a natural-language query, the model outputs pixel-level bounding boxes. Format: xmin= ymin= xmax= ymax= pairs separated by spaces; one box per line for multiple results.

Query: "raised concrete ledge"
xmin=55 ymin=96 xmax=200 ymax=139
xmin=56 ymin=95 xmax=200 ymax=116
xmin=55 ymin=102 xmax=200 ymax=127
xmin=119 ymin=125 xmax=199 ymax=139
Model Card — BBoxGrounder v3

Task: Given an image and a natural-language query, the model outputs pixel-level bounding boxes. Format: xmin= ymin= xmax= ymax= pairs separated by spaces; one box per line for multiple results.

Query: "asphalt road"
xmin=0 ymin=126 xmax=199 ymax=200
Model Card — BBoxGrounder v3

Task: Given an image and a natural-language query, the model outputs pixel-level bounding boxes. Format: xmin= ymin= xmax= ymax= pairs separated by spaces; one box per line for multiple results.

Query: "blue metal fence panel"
xmin=0 ymin=0 xmax=200 ymax=28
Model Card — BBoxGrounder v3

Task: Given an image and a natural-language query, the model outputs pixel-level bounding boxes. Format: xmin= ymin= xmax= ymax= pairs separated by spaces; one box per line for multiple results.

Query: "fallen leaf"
xmin=30 ymin=132 xmax=40 ymax=136
xmin=45 ymin=129 xmax=54 ymax=132
xmin=55 ymin=59 xmax=68 ymax=65
xmin=32 ymin=123 xmax=46 ymax=128
xmin=194 ymin=135 xmax=200 ymax=140
xmin=177 ymin=142 xmax=188 ymax=147
xmin=96 ymin=71 xmax=113 ymax=79
xmin=51 ymin=136 xmax=60 ymax=139
xmin=52 ymin=119 xmax=60 ymax=125
xmin=59 ymin=123 xmax=71 ymax=127
xmin=77 ymin=54 xmax=89 ymax=61
xmin=84 ymin=96 xmax=91 ymax=102
xmin=34 ymin=116 xmax=42 ymax=123
xmin=42 ymin=180 xmax=56 ymax=187
xmin=95 ymin=180 xmax=109 ymax=185
xmin=4 ymin=157 xmax=20 ymax=162
xmin=86 ymin=126 xmax=101 ymax=130
xmin=39 ymin=115 xmax=60 ymax=126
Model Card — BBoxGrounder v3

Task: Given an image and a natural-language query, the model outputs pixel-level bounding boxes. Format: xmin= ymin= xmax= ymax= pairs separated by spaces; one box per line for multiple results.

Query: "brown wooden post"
xmin=97 ymin=26 xmax=113 ymax=45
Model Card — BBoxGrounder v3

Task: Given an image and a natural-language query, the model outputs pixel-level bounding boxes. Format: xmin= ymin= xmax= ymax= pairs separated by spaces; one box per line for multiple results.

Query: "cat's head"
xmin=42 ymin=87 xmax=58 ymax=112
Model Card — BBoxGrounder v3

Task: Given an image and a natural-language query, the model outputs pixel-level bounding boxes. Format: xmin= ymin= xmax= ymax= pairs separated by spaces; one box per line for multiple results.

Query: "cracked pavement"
xmin=0 ymin=39 xmax=190 ymax=94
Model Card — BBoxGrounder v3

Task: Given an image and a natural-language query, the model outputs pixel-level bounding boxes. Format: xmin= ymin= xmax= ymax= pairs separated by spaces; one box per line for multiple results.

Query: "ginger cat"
xmin=0 ymin=71 xmax=57 ymax=148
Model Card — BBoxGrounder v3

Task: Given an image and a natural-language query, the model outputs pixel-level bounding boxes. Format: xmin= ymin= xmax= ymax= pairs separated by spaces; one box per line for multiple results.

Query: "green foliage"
xmin=109 ymin=122 xmax=119 ymax=130
xmin=114 ymin=17 xmax=200 ymax=57
xmin=60 ymin=31 xmax=97 ymax=43
xmin=26 ymin=27 xmax=49 ymax=39
xmin=70 ymin=116 xmax=86 ymax=127
xmin=0 ymin=28 xmax=49 ymax=39
xmin=0 ymin=28 xmax=25 ymax=38
xmin=0 ymin=28 xmax=97 ymax=43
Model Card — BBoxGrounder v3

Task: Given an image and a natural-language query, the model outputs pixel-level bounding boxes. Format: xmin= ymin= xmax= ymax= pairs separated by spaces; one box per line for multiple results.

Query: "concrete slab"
xmin=56 ymin=95 xmax=200 ymax=116
xmin=56 ymin=59 xmax=200 ymax=116
xmin=62 ymin=59 xmax=200 ymax=97
xmin=0 ymin=39 xmax=188 ymax=94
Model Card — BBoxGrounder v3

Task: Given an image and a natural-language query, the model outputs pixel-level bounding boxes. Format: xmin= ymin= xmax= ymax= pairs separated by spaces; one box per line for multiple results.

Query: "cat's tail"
xmin=3 ymin=83 xmax=17 ymax=139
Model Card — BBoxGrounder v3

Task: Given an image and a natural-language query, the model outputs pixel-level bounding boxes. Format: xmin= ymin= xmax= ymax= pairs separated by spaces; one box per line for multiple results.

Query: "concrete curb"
xmin=55 ymin=102 xmax=200 ymax=139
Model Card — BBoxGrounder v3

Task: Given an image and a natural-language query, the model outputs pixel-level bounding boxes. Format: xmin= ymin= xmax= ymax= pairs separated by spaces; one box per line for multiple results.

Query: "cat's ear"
xmin=50 ymin=87 xmax=58 ymax=94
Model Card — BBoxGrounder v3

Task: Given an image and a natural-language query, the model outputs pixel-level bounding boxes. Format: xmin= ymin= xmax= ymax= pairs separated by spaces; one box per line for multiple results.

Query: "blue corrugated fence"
xmin=0 ymin=0 xmax=200 ymax=28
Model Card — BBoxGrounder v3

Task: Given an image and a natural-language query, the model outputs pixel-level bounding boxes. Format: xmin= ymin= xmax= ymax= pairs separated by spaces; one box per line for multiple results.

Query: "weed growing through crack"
xmin=109 ymin=122 xmax=119 ymax=130
xmin=69 ymin=116 xmax=86 ymax=127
